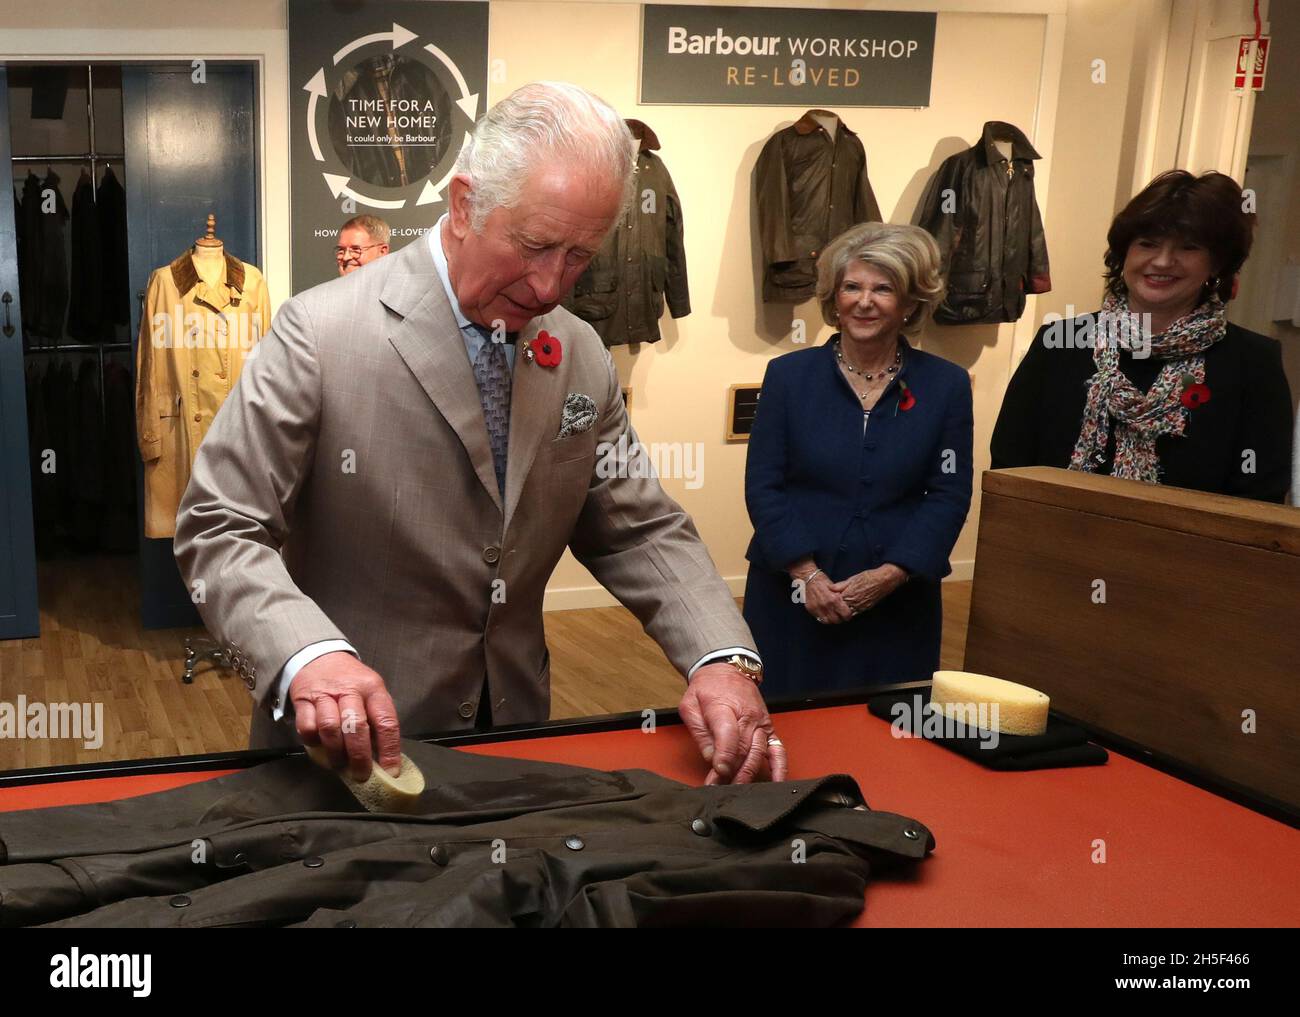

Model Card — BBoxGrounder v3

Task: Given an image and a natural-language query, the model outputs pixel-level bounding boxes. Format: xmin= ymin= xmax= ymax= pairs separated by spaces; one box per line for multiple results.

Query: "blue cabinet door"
xmin=123 ymin=64 xmax=260 ymax=630
xmin=0 ymin=67 xmax=41 ymax=640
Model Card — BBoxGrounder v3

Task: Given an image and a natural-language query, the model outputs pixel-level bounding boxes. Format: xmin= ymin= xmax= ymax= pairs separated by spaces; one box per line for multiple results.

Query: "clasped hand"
xmin=801 ymin=564 xmax=908 ymax=624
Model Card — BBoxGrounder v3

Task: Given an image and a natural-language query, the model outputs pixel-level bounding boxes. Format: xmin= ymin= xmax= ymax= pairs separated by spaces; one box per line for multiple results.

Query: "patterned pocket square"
xmin=557 ymin=392 xmax=598 ymax=439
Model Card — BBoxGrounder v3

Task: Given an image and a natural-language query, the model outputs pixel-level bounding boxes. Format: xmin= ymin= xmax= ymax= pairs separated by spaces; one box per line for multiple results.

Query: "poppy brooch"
xmin=1179 ymin=374 xmax=1211 ymax=410
xmin=525 ymin=330 xmax=563 ymax=368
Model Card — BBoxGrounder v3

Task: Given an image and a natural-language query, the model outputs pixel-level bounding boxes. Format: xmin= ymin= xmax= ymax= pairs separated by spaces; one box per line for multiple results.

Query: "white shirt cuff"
xmin=272 ymin=640 xmax=358 ymax=722
xmin=687 ymin=647 xmax=761 ymax=681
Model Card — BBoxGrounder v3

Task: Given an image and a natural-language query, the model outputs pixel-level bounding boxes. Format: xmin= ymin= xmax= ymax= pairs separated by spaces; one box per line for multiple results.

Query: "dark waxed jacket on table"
xmin=743 ymin=339 xmax=974 ymax=697
xmin=913 ymin=121 xmax=1051 ymax=325
xmin=0 ymin=741 xmax=934 ymax=928
xmin=991 ymin=316 xmax=1295 ymax=502
xmin=563 ymin=120 xmax=690 ymax=346
xmin=755 ymin=110 xmax=883 ymax=303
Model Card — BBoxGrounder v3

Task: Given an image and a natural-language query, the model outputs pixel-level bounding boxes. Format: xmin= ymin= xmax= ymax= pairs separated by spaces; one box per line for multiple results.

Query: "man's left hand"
xmin=679 ymin=664 xmax=788 ymax=785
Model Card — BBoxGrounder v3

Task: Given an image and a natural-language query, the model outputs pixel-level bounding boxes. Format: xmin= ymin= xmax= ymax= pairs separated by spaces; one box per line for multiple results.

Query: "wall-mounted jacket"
xmin=563 ymin=120 xmax=690 ymax=346
xmin=755 ymin=110 xmax=882 ymax=303
xmin=135 ymin=249 xmax=270 ymax=538
xmin=913 ymin=121 xmax=1051 ymax=325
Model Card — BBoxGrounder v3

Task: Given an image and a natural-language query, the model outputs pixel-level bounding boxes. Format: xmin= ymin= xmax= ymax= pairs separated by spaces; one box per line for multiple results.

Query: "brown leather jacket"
xmin=913 ymin=121 xmax=1051 ymax=325
xmin=755 ymin=110 xmax=882 ymax=303
xmin=563 ymin=120 xmax=690 ymax=346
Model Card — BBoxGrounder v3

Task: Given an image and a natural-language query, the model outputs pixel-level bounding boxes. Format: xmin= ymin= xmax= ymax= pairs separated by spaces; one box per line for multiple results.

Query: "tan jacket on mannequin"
xmin=135 ymin=248 xmax=270 ymax=537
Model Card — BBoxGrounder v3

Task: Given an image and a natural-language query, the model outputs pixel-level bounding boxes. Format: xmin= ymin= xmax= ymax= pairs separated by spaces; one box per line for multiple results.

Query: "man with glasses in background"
xmin=335 ymin=215 xmax=390 ymax=275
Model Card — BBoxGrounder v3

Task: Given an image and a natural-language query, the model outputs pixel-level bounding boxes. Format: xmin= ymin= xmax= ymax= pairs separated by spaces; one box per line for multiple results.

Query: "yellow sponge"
xmin=305 ymin=744 xmax=426 ymax=813
xmin=929 ymin=670 xmax=1050 ymax=736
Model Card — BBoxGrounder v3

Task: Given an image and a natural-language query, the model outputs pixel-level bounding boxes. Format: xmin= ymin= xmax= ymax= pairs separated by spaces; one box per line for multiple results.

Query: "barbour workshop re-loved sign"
xmin=640 ymin=5 xmax=935 ymax=107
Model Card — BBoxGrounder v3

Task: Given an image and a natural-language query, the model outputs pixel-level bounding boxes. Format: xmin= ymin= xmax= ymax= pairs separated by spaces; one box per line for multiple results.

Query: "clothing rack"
xmin=10 ymin=65 xmax=121 ymax=199
xmin=13 ymin=61 xmax=130 ymax=432
xmin=24 ymin=342 xmax=132 ymax=427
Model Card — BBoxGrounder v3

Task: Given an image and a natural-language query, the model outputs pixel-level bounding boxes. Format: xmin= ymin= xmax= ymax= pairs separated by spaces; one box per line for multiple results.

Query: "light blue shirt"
xmin=426 ymin=215 xmax=517 ymax=373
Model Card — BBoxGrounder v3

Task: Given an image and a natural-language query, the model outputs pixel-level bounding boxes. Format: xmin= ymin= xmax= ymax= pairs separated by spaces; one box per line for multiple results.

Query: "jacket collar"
xmin=626 ymin=119 xmax=660 ymax=152
xmin=978 ymin=121 xmax=1040 ymax=165
xmin=169 ymin=250 xmax=247 ymax=309
xmin=792 ymin=109 xmax=857 ymax=137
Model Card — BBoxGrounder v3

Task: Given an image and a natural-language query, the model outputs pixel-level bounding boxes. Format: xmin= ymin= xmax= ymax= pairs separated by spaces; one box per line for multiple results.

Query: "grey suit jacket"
xmin=173 ymin=236 xmax=755 ymax=748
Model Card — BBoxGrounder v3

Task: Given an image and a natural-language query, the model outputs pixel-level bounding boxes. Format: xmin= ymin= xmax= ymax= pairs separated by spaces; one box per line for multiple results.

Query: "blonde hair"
xmin=816 ymin=222 xmax=945 ymax=337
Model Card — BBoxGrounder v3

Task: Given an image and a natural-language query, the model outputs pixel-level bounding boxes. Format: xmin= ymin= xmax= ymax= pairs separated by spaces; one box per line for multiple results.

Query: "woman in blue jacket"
xmin=744 ymin=222 xmax=973 ymax=698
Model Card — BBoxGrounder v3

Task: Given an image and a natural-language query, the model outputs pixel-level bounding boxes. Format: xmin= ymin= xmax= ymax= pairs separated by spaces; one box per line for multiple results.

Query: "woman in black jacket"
xmin=991 ymin=170 xmax=1293 ymax=502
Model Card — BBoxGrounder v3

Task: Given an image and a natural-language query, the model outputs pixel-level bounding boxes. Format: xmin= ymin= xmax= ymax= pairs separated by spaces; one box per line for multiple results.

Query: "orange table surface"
xmin=1 ymin=703 xmax=1296 ymax=927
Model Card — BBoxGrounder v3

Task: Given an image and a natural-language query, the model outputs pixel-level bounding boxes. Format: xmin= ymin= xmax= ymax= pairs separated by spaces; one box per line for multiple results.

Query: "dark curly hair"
xmin=1103 ymin=170 xmax=1255 ymax=304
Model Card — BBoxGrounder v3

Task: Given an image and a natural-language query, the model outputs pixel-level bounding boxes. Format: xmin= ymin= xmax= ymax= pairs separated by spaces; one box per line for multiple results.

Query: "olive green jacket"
xmin=0 ymin=740 xmax=934 ymax=928
xmin=563 ymin=121 xmax=691 ymax=346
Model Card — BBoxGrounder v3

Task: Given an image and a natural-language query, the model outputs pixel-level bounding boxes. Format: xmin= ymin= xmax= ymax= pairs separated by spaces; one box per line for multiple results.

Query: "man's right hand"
xmin=290 ymin=652 xmax=402 ymax=781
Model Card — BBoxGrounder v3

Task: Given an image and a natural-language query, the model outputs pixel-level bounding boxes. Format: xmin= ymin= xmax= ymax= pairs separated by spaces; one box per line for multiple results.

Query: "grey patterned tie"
xmin=470 ymin=330 xmax=512 ymax=496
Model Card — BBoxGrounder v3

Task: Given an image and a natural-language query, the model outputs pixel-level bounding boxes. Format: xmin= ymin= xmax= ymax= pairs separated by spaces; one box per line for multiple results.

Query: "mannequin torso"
xmin=191 ymin=243 xmax=226 ymax=287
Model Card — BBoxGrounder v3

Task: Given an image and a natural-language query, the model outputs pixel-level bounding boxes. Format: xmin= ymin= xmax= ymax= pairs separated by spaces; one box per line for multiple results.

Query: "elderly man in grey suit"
xmin=174 ymin=82 xmax=786 ymax=786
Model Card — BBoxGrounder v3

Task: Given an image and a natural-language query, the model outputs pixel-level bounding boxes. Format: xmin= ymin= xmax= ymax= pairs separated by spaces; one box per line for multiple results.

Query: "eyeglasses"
xmin=335 ymin=243 xmax=383 ymax=260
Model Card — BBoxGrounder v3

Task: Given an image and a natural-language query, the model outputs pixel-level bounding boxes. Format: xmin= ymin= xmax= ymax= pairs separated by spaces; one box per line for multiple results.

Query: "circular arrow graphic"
xmin=423 ymin=42 xmax=479 ymax=119
xmin=323 ymin=173 xmax=408 ymax=210
xmin=418 ymin=132 xmax=474 ymax=205
xmin=304 ymin=22 xmax=477 ymax=210
xmin=303 ymin=69 xmax=327 ymax=162
xmin=333 ymin=22 xmax=418 ymax=65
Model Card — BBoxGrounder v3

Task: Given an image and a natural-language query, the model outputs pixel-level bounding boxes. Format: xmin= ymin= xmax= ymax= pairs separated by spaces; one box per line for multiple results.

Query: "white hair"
xmin=454 ymin=81 xmax=637 ymax=232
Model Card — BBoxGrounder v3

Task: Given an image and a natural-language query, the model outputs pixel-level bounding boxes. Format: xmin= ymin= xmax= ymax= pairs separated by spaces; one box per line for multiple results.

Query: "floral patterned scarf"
xmin=1069 ymin=292 xmax=1227 ymax=484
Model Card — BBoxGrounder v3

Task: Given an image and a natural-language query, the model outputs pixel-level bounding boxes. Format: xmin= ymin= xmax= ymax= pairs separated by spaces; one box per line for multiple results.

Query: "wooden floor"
xmin=0 ymin=553 xmax=972 ymax=770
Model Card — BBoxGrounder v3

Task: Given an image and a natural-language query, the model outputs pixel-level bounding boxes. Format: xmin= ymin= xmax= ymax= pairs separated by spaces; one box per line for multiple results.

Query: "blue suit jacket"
xmin=745 ymin=337 xmax=973 ymax=583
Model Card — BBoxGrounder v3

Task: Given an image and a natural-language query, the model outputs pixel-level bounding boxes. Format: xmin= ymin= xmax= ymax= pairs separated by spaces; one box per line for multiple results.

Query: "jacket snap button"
xmin=565 ymin=836 xmax=585 ymax=851
xmin=458 ymin=702 xmax=475 ymax=719
xmin=303 ymin=856 xmax=325 ymax=868
xmin=429 ymin=845 xmax=449 ymax=866
xmin=483 ymin=546 xmax=500 ymax=564
xmin=690 ymin=818 xmax=711 ymax=837
xmin=169 ymin=895 xmax=192 ymax=908
xmin=903 ymin=829 xmax=920 ymax=840
xmin=335 ymin=919 xmax=358 ymax=928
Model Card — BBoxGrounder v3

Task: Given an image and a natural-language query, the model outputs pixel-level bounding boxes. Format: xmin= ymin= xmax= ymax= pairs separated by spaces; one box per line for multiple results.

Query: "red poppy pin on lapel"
xmin=898 ymin=380 xmax=916 ymax=412
xmin=1180 ymin=374 xmax=1211 ymax=409
xmin=526 ymin=330 xmax=563 ymax=368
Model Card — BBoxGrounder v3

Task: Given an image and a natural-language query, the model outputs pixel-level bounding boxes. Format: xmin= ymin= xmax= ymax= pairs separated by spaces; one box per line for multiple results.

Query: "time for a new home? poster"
xmin=288 ymin=0 xmax=489 ymax=290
